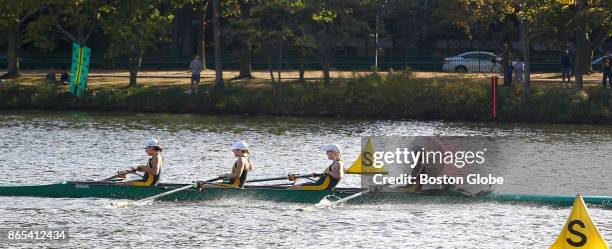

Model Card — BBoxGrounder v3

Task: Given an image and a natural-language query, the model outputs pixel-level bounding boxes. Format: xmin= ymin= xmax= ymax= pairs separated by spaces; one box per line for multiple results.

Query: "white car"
xmin=443 ymin=51 xmax=502 ymax=73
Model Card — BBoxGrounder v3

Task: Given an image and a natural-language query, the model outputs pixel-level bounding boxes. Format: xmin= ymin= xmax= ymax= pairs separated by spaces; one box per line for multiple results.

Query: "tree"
xmin=439 ymin=0 xmax=518 ymax=51
xmin=511 ymin=0 xmax=548 ymax=100
xmin=442 ymin=0 xmax=538 ymax=99
xmin=224 ymin=0 xmax=264 ymax=79
xmin=212 ymin=0 xmax=224 ymax=88
xmin=254 ymin=0 xmax=303 ymax=84
xmin=197 ymin=1 xmax=208 ymax=69
xmin=301 ymin=0 xmax=370 ymax=84
xmin=24 ymin=0 xmax=106 ymax=49
xmin=100 ymin=0 xmax=173 ymax=87
xmin=571 ymin=0 xmax=611 ymax=90
xmin=519 ymin=17 xmax=531 ymax=99
xmin=530 ymin=0 xmax=611 ymax=91
xmin=0 ymin=1 xmax=44 ymax=78
xmin=386 ymin=0 xmax=441 ymax=67
xmin=282 ymin=0 xmax=315 ymax=82
xmin=172 ymin=0 xmax=209 ymax=67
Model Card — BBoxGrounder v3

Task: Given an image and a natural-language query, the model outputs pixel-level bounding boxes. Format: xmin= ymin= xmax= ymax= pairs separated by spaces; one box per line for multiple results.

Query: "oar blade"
xmin=296 ymin=206 xmax=317 ymax=212
xmin=111 ymin=199 xmax=155 ymax=208
xmin=296 ymin=195 xmax=338 ymax=211
xmin=112 ymin=201 xmax=133 ymax=208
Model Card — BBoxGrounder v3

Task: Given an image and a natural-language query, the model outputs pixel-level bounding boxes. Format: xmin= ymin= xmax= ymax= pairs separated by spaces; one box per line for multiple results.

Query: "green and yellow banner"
xmin=69 ymin=42 xmax=91 ymax=97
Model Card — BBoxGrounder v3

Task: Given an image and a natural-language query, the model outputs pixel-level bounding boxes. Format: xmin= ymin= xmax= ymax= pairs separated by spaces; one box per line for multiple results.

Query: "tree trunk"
xmin=212 ymin=0 xmax=224 ymax=88
xmin=277 ymin=36 xmax=282 ymax=84
xmin=129 ymin=59 xmax=139 ymax=88
xmin=581 ymin=49 xmax=594 ymax=73
xmin=374 ymin=14 xmax=379 ymax=71
xmin=575 ymin=44 xmax=594 ymax=75
xmin=299 ymin=54 xmax=305 ymax=82
xmin=236 ymin=0 xmax=253 ymax=79
xmin=321 ymin=58 xmax=331 ymax=85
xmin=172 ymin=15 xmax=181 ymax=56
xmin=238 ymin=47 xmax=252 ymax=78
xmin=573 ymin=0 xmax=591 ymax=91
xmin=4 ymin=28 xmax=20 ymax=78
xmin=575 ymin=28 xmax=588 ymax=92
xmin=268 ymin=55 xmax=275 ymax=83
xmin=520 ymin=20 xmax=531 ymax=100
xmin=128 ymin=45 xmax=143 ymax=88
xmin=268 ymin=55 xmax=278 ymax=102
xmin=197 ymin=2 xmax=208 ymax=69
xmin=196 ymin=13 xmax=204 ymax=63
xmin=587 ymin=29 xmax=610 ymax=73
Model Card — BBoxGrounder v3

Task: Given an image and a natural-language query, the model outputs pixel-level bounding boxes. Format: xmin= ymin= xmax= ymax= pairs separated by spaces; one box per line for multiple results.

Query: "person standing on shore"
xmin=561 ymin=50 xmax=572 ymax=87
xmin=189 ymin=55 xmax=202 ymax=94
xmin=514 ymin=56 xmax=525 ymax=84
xmin=501 ymin=43 xmax=513 ymax=88
xmin=45 ymin=69 xmax=57 ymax=84
xmin=603 ymin=50 xmax=611 ymax=88
xmin=60 ymin=68 xmax=70 ymax=85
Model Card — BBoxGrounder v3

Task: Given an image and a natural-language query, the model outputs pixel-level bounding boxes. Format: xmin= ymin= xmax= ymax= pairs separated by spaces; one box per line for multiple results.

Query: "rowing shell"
xmin=0 ymin=181 xmax=610 ymax=208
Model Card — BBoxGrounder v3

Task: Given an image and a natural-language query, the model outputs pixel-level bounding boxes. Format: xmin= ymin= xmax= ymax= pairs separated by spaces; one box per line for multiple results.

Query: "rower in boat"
xmin=289 ymin=144 xmax=344 ymax=190
xmin=117 ymin=138 xmax=163 ymax=187
xmin=217 ymin=140 xmax=253 ymax=188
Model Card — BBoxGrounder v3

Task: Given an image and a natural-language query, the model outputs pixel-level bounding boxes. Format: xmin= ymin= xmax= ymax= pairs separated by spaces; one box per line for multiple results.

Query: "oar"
xmin=137 ymin=177 xmax=222 ymax=204
xmin=296 ymin=188 xmax=372 ymax=212
xmin=97 ymin=168 xmax=136 ymax=182
xmin=246 ymin=173 xmax=322 ymax=183
xmin=298 ymin=163 xmax=428 ymax=211
xmin=114 ymin=177 xmax=221 ymax=208
xmin=328 ymin=189 xmax=372 ymax=206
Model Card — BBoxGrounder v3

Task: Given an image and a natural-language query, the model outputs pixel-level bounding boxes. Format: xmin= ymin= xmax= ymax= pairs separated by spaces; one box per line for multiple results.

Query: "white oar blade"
xmin=296 ymin=189 xmax=371 ymax=211
xmin=109 ymin=199 xmax=153 ymax=208
xmin=112 ymin=201 xmax=133 ymax=208
xmin=296 ymin=196 xmax=336 ymax=211
xmin=296 ymin=206 xmax=316 ymax=212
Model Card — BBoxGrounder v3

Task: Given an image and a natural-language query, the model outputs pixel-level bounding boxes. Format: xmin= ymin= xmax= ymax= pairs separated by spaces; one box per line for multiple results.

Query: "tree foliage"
xmin=0 ymin=0 xmax=610 ymax=89
xmin=100 ymin=0 xmax=174 ymax=87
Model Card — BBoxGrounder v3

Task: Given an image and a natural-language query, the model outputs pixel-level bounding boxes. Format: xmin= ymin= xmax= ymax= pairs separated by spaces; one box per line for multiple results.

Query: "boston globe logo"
xmin=349 ymin=137 xmax=505 ymax=191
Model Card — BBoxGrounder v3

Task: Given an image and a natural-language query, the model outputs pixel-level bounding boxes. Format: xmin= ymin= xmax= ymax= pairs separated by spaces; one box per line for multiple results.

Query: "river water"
xmin=0 ymin=112 xmax=610 ymax=248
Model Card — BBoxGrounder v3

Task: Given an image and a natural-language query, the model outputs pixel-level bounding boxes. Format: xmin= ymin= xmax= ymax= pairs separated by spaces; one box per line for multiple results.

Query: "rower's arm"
xmin=328 ymin=161 xmax=344 ymax=180
xmin=138 ymin=157 xmax=160 ymax=176
xmin=224 ymin=158 xmax=245 ymax=179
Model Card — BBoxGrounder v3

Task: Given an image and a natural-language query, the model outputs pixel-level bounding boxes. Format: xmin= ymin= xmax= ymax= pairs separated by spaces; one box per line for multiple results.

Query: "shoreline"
xmin=2 ymin=73 xmax=611 ymax=124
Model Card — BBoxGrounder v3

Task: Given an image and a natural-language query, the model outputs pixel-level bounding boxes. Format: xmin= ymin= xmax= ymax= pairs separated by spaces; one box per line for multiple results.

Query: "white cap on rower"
xmin=143 ymin=138 xmax=160 ymax=148
xmin=231 ymin=140 xmax=249 ymax=151
xmin=322 ymin=144 xmax=341 ymax=153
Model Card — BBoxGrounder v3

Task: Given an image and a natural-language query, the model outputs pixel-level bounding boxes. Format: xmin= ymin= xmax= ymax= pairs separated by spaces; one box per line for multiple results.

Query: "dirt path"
xmin=1 ymin=69 xmax=607 ymax=90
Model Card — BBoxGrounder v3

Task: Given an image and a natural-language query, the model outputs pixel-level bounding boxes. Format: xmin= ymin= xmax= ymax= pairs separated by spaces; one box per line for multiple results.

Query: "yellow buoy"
xmin=549 ymin=194 xmax=609 ymax=249
xmin=345 ymin=138 xmax=388 ymax=174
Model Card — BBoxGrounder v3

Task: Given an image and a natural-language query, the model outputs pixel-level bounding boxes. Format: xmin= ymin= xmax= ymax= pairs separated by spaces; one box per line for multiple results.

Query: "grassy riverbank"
xmin=1 ymin=71 xmax=611 ymax=123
